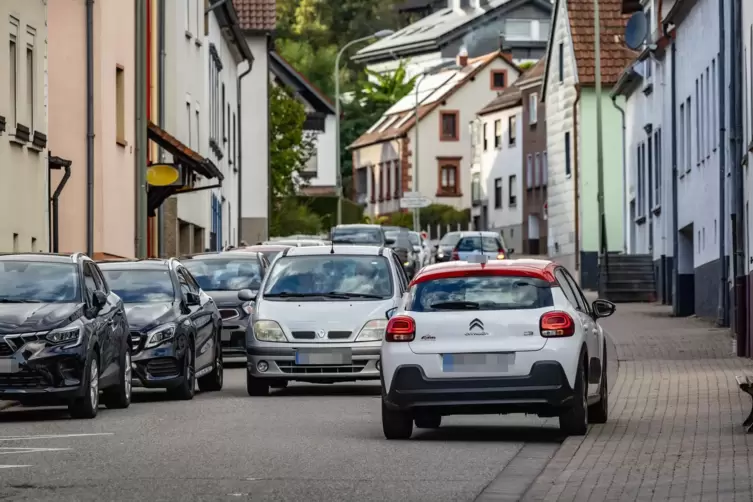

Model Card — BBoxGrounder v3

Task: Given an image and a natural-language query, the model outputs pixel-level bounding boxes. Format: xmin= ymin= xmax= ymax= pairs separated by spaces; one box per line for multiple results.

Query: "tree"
xmin=276 ymin=39 xmax=342 ymax=98
xmin=270 ymin=198 xmax=323 ymax=236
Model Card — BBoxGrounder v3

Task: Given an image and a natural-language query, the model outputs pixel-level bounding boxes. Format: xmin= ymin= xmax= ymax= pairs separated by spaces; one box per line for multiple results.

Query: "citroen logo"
xmin=469 ymin=318 xmax=484 ymax=330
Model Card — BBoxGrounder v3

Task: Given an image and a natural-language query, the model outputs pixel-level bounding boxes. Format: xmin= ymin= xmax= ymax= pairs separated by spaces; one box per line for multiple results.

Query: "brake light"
xmin=451 ymin=249 xmax=459 ymax=260
xmin=497 ymin=247 xmax=506 ymax=259
xmin=539 ymin=311 xmax=575 ymax=337
xmin=385 ymin=316 xmax=416 ymax=342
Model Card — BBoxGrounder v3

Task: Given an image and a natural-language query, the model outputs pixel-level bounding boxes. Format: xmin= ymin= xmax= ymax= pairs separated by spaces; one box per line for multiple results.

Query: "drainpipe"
xmin=86 ymin=0 xmax=94 ymax=257
xmin=717 ymin=0 xmax=728 ymax=328
xmin=50 ymin=162 xmax=72 ymax=253
xmin=237 ymin=58 xmax=252 ymax=243
xmin=157 ymin=0 xmax=166 ymax=257
xmin=611 ymin=95 xmax=627 ymax=253
xmin=667 ymin=24 xmax=679 ymax=316
xmin=573 ymin=84 xmax=582 ymax=272
xmin=135 ymin=0 xmax=148 ymax=258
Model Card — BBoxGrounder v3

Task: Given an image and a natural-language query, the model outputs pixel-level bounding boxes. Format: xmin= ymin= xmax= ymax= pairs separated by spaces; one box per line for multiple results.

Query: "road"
xmin=0 ymin=363 xmax=565 ymax=502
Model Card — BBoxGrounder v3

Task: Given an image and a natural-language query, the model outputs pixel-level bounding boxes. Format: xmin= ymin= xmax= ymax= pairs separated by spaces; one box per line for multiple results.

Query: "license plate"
xmin=0 ymin=358 xmax=20 ymax=374
xmin=442 ymin=353 xmax=514 ymax=373
xmin=295 ymin=348 xmax=352 ymax=365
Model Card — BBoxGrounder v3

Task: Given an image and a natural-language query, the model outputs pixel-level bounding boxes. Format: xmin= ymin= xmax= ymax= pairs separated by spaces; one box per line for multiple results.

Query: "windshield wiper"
xmin=326 ymin=292 xmax=384 ymax=299
xmin=263 ymin=292 xmax=317 ymax=298
xmin=0 ymin=298 xmax=43 ymax=303
xmin=429 ymin=301 xmax=480 ymax=310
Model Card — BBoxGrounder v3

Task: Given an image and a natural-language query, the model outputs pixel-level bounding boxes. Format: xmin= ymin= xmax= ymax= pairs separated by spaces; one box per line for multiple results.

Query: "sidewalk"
xmin=522 ymin=302 xmax=753 ymax=501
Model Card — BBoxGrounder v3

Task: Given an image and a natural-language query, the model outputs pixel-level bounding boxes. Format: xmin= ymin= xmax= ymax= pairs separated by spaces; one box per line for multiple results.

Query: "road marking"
xmin=0 ymin=465 xmax=31 ymax=469
xmin=0 ymin=433 xmax=114 ymax=442
xmin=0 ymin=447 xmax=71 ymax=455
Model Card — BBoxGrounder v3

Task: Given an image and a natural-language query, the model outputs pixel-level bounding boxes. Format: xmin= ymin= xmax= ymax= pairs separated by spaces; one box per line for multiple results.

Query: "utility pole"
xmin=593 ymin=0 xmax=606 ymax=265
xmin=134 ymin=0 xmax=148 ymax=258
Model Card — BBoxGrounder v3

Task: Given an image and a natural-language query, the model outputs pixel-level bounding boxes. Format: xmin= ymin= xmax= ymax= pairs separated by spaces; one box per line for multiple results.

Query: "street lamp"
xmin=334 ymin=29 xmax=394 ymax=226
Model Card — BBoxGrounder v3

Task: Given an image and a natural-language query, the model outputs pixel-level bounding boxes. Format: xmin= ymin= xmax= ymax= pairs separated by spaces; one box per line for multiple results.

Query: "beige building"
xmin=0 ymin=1 xmax=48 ymax=253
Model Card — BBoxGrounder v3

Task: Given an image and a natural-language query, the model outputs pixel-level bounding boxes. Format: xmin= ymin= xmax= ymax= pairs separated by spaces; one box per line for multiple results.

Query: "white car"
xmin=379 ymin=256 xmax=615 ymax=439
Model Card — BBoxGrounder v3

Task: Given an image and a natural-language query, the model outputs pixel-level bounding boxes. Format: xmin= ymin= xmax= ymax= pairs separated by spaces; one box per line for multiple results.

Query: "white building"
xmin=349 ymin=51 xmax=521 ymax=219
xmin=743 ymin=0 xmax=753 ymax=352
xmin=475 ymin=86 xmax=524 ymax=252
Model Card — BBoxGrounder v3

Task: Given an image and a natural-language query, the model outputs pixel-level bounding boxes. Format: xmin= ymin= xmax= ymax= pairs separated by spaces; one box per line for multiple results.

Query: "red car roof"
xmin=410 ymin=259 xmax=558 ymax=286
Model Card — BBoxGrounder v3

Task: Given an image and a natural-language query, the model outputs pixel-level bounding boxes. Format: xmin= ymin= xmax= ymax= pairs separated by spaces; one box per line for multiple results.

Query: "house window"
xmin=526 ymin=154 xmax=533 ymax=189
xmin=712 ymin=58 xmax=717 ymax=148
xmin=705 ymin=66 xmax=710 ymax=156
xmin=379 ymin=164 xmax=384 ymax=201
xmin=647 ymin=136 xmax=653 ymax=209
xmin=637 ymin=143 xmax=644 ymax=217
xmin=508 ymin=115 xmax=516 ymax=146
xmin=116 ymin=66 xmax=125 ymax=144
xmin=528 ymin=93 xmax=538 ymax=125
xmin=490 ymin=70 xmax=507 ymax=90
xmin=394 ymin=161 xmax=400 ymax=198
xmin=505 ymin=19 xmax=532 ymax=40
xmin=439 ymin=111 xmax=459 ymax=141
xmin=195 ymin=109 xmax=200 ymax=148
xmin=482 ymin=122 xmax=488 ymax=151
xmin=370 ymin=166 xmax=376 ymax=203
xmin=679 ymin=102 xmax=685 ymax=172
xmin=437 ymin=158 xmax=460 ymax=196
xmin=508 ymin=175 xmax=517 ymax=206
xmin=654 ymin=128 xmax=662 ymax=206
xmin=385 ymin=163 xmax=391 ymax=200
xmin=558 ymin=42 xmax=564 ymax=83
xmin=695 ymin=79 xmax=700 ymax=165
xmin=186 ymin=102 xmax=192 ymax=148
xmin=9 ymin=17 xmax=18 ymax=128
xmin=534 ymin=153 xmax=541 ymax=187
xmin=494 ymin=177 xmax=502 ymax=208
xmin=232 ymin=112 xmax=237 ymax=166
xmin=25 ymin=28 xmax=34 ymax=131
xmin=494 ymin=119 xmax=501 ymax=148
xmin=471 ymin=172 xmax=481 ymax=201
xmin=209 ymin=44 xmax=223 ymax=149
xmin=685 ymin=97 xmax=691 ymax=172
xmin=222 ymin=83 xmax=226 ymax=140
xmin=542 ymin=151 xmax=548 ymax=185
xmin=564 ymin=132 xmax=571 ymax=176
xmin=186 ymin=0 xmax=190 ymax=32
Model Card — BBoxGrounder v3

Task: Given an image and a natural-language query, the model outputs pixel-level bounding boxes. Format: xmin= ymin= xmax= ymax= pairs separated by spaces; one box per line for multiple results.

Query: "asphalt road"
xmin=0 ymin=362 xmax=567 ymax=502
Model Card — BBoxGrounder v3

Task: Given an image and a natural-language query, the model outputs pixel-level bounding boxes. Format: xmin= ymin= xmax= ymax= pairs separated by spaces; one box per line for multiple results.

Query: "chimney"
xmin=456 ymin=47 xmax=468 ymax=67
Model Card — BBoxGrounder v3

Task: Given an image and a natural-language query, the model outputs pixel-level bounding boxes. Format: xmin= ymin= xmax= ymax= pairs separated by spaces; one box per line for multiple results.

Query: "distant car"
xmin=246 ymin=245 xmax=410 ymax=396
xmin=99 ymin=258 xmax=224 ymax=399
xmin=450 ymin=231 xmax=511 ymax=261
xmin=241 ymin=244 xmax=293 ymax=264
xmin=408 ymin=231 xmax=429 ymax=269
xmin=181 ymin=251 xmax=269 ymax=359
xmin=262 ymin=239 xmax=327 ymax=247
xmin=432 ymin=231 xmax=462 ymax=263
xmin=0 ymin=253 xmax=131 ymax=418
xmin=382 ymin=228 xmax=419 ymax=279
xmin=379 ymin=256 xmax=614 ymax=439
xmin=330 ymin=224 xmax=387 ymax=246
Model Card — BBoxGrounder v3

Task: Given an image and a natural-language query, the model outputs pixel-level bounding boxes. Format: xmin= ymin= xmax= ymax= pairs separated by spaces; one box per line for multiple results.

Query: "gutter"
xmin=717 ymin=0 xmax=728 ymax=327
xmin=157 ymin=0 xmax=166 ymax=257
xmin=86 ymin=0 xmax=94 ymax=257
xmin=573 ymin=84 xmax=582 ymax=271
xmin=49 ymin=156 xmax=72 ymax=253
xmin=666 ymin=22 xmax=679 ymax=315
xmin=611 ymin=95 xmax=627 ymax=253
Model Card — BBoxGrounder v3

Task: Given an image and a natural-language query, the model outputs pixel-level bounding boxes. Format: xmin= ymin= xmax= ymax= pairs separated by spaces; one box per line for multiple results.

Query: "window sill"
xmin=436 ymin=191 xmax=462 ymax=198
xmin=635 ymin=215 xmax=647 ymax=225
xmin=439 ymin=137 xmax=460 ymax=142
xmin=27 ymin=143 xmax=44 ymax=153
xmin=642 ymin=83 xmax=654 ymax=96
xmin=116 ymin=139 xmax=127 ymax=147
xmin=195 ymin=38 xmax=203 ymax=47
xmin=652 ymin=205 xmax=661 ymax=216
xmin=509 ymin=202 xmax=517 ymax=208
xmin=185 ymin=30 xmax=193 ymax=40
xmin=508 ymin=142 xmax=517 ymax=148
xmin=8 ymin=134 xmax=27 ymax=147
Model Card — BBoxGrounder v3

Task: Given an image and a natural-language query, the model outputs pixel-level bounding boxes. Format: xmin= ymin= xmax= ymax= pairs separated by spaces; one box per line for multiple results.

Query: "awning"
xmin=146 ymin=121 xmax=223 ymax=216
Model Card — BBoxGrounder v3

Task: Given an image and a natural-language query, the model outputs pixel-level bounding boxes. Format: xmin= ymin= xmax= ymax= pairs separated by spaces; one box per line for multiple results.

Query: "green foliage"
xmin=275 ymin=39 xmax=342 ymax=98
xmin=376 ymin=204 xmax=471 ymax=234
xmin=294 ymin=195 xmax=364 ymax=229
xmin=360 ymin=63 xmax=419 ymax=107
xmin=270 ymin=198 xmax=323 ymax=236
xmin=517 ymin=61 xmax=535 ymax=71
xmin=269 ymin=84 xmax=315 ymax=199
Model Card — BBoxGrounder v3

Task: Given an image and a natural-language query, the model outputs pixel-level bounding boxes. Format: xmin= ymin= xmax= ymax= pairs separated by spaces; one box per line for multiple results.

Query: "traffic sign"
xmin=400 ymin=196 xmax=431 ymax=209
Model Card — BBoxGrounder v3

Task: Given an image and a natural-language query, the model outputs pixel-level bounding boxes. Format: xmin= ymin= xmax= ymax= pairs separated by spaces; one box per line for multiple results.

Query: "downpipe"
xmin=85 ymin=0 xmax=94 ymax=257
xmin=611 ymin=95 xmax=627 ymax=254
xmin=49 ymin=159 xmax=71 ymax=253
xmin=157 ymin=0 xmax=166 ymax=257
xmin=666 ymin=23 xmax=679 ymax=316
xmin=718 ymin=0 xmax=729 ymax=328
xmin=237 ymin=59 xmax=253 ymax=244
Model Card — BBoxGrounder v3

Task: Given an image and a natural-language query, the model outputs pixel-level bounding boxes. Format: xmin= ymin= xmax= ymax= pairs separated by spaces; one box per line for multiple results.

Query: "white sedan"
xmin=379 ymin=255 xmax=615 ymax=439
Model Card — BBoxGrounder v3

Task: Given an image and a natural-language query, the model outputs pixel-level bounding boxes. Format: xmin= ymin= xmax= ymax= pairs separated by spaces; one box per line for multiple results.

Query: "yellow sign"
xmin=146 ymin=164 xmax=180 ymax=186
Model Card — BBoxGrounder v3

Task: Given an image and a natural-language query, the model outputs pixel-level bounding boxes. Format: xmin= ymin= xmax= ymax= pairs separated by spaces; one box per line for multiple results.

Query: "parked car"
xmin=0 ymin=253 xmax=131 ymax=418
xmin=99 ymin=258 xmax=223 ymax=399
xmin=450 ymin=231 xmax=511 ymax=261
xmin=330 ymin=224 xmax=388 ymax=246
xmin=382 ymin=227 xmax=419 ymax=279
xmin=379 ymin=256 xmax=614 ymax=439
xmin=262 ymin=239 xmax=327 ymax=247
xmin=240 ymin=244 xmax=293 ymax=264
xmin=409 ymin=231 xmax=430 ymax=269
xmin=246 ymin=245 xmax=410 ymax=396
xmin=181 ymin=251 xmax=269 ymax=359
xmin=432 ymin=231 xmax=462 ymax=263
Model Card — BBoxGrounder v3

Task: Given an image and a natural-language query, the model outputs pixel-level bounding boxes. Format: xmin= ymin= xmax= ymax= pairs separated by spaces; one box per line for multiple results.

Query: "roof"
xmin=350 ymin=51 xmax=518 ymax=150
xmin=269 ymin=52 xmax=335 ymax=114
xmin=284 ymin=245 xmax=388 ymax=257
xmin=242 ymin=244 xmax=294 ymax=252
xmin=0 ymin=253 xmax=76 ymax=264
xmin=542 ymin=0 xmax=635 ymax=99
xmin=410 ymin=258 xmax=558 ymax=284
xmin=98 ymin=259 xmax=171 ymax=270
xmin=478 ymin=82 xmax=522 ymax=115
xmin=180 ymin=252 xmax=262 ymax=260
xmin=232 ymin=0 xmax=275 ymax=32
xmin=514 ymin=57 xmax=545 ymax=88
xmin=352 ymin=0 xmax=553 ymax=63
xmin=210 ymin=0 xmax=254 ymax=63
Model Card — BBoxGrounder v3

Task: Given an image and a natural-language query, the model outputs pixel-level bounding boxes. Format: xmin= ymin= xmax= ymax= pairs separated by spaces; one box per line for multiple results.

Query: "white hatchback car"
xmin=380 ymin=256 xmax=616 ymax=439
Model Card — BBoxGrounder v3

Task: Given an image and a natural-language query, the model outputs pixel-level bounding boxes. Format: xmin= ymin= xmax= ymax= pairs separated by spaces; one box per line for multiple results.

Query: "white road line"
xmin=0 ymin=465 xmax=32 ymax=469
xmin=0 ymin=433 xmax=114 ymax=441
xmin=0 ymin=447 xmax=71 ymax=455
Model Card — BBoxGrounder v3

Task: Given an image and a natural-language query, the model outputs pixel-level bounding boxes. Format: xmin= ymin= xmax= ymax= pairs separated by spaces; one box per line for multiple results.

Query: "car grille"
xmin=146 ymin=358 xmax=180 ymax=378
xmin=291 ymin=331 xmax=352 ymax=340
xmin=0 ymin=333 xmax=45 ymax=355
xmin=277 ymin=360 xmax=367 ymax=375
xmin=0 ymin=370 xmax=47 ymax=388
xmin=219 ymin=308 xmax=240 ymax=320
xmin=327 ymin=331 xmax=351 ymax=340
xmin=0 ymin=341 xmax=14 ymax=357
xmin=130 ymin=332 xmax=145 ymax=352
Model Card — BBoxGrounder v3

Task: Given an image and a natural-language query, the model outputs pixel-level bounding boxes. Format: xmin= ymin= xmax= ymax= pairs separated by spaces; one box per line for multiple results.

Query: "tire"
xmin=246 ymin=371 xmax=269 ymax=396
xmin=169 ymin=343 xmax=195 ymax=401
xmin=69 ymin=352 xmax=100 ymax=419
xmin=559 ymin=354 xmax=588 ymax=436
xmin=588 ymin=342 xmax=608 ymax=424
xmin=415 ymin=414 xmax=441 ymax=429
xmin=102 ymin=346 xmax=132 ymax=409
xmin=198 ymin=337 xmax=223 ymax=392
xmin=382 ymin=399 xmax=413 ymax=439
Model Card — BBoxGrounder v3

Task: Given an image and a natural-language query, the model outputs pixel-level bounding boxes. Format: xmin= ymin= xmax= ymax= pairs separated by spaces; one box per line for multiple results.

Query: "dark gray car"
xmin=181 ymin=251 xmax=269 ymax=359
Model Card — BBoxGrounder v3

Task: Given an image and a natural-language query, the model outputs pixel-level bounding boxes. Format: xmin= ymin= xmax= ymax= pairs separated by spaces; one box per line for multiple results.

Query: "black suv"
xmin=98 ymin=258 xmax=223 ymax=399
xmin=330 ymin=224 xmax=387 ymax=246
xmin=0 ymin=253 xmax=131 ymax=418
xmin=382 ymin=226 xmax=419 ymax=279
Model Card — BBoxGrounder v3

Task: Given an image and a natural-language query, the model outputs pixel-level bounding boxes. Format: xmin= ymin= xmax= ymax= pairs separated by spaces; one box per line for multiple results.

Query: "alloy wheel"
xmin=90 ymin=359 xmax=99 ymax=409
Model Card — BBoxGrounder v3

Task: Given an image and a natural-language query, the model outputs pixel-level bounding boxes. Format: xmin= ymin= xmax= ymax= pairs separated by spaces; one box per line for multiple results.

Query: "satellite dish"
xmin=624 ymin=11 xmax=648 ymax=50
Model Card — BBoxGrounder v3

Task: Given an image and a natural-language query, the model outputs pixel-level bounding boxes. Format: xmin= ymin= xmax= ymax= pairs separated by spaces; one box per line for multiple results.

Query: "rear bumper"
xmin=383 ymin=361 xmax=575 ymax=416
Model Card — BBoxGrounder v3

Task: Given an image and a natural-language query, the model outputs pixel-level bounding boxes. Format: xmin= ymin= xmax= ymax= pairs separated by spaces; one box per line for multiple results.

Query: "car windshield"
xmin=183 ymin=258 xmax=263 ymax=291
xmin=408 ymin=233 xmax=421 ymax=246
xmin=456 ymin=236 xmax=500 ymax=252
xmin=439 ymin=232 xmax=461 ymax=246
xmin=101 ymin=269 xmax=175 ymax=303
xmin=409 ymin=275 xmax=553 ymax=312
xmin=384 ymin=231 xmax=412 ymax=249
xmin=0 ymin=261 xmax=80 ymax=303
xmin=264 ymin=255 xmax=393 ymax=299
xmin=331 ymin=227 xmax=382 ymax=245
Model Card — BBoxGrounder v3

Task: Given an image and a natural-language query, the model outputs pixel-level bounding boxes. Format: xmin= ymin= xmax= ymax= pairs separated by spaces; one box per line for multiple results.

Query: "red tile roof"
xmin=233 ymin=0 xmax=276 ymax=32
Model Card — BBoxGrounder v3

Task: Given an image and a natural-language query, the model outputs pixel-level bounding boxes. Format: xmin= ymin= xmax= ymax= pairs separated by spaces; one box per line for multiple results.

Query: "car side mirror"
xmin=508 ymin=248 xmax=515 ymax=254
xmin=93 ymin=291 xmax=107 ymax=310
xmin=433 ymin=244 xmax=439 ymax=251
xmin=185 ymin=292 xmax=201 ymax=306
xmin=592 ymin=299 xmax=616 ymax=319
xmin=386 ymin=307 xmax=397 ymax=319
xmin=238 ymin=289 xmax=256 ymax=302
xmin=385 ymin=237 xmax=396 ymax=245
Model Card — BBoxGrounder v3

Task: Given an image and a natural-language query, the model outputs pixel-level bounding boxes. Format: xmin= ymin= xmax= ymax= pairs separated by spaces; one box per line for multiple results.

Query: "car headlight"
xmin=355 ymin=319 xmax=387 ymax=342
xmin=46 ymin=325 xmax=83 ymax=347
xmin=145 ymin=323 xmax=176 ymax=349
xmin=253 ymin=320 xmax=287 ymax=342
xmin=241 ymin=301 xmax=254 ymax=315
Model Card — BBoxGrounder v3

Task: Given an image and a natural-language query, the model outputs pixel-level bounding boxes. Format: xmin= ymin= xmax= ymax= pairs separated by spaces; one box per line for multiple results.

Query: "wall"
xmin=0 ymin=0 xmax=48 ymax=252
xmin=520 ymin=77 xmax=547 ymax=255
xmin=352 ymin=139 xmax=403 ymax=218
xmin=743 ymin=0 xmax=753 ymax=354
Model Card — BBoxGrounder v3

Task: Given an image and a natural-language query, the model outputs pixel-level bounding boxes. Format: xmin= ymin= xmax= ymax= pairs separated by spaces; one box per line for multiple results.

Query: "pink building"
xmin=48 ymin=0 xmax=135 ymax=259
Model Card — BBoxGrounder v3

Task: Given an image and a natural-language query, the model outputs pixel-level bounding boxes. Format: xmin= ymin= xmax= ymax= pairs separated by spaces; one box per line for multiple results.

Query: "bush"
xmin=270 ymin=198 xmax=323 ymax=236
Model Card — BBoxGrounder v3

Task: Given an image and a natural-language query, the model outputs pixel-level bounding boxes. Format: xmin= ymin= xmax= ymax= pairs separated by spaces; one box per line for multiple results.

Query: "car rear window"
xmin=438 ymin=232 xmax=461 ymax=246
xmin=407 ymin=275 xmax=553 ymax=312
xmin=456 ymin=236 xmax=500 ymax=252
xmin=331 ymin=227 xmax=383 ymax=245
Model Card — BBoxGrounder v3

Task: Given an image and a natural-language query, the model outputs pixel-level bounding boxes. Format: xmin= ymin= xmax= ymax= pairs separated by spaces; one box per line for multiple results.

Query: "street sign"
xmin=400 ymin=195 xmax=431 ymax=209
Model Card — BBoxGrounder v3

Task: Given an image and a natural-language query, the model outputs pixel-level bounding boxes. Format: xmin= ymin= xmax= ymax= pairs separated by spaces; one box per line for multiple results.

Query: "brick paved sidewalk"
xmin=522 ymin=302 xmax=753 ymax=502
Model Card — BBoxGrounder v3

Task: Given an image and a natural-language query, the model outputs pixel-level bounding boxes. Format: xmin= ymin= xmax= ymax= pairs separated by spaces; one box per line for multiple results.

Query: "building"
xmin=48 ymin=0 xmax=134 ymax=259
xmin=349 ymin=51 xmax=521 ymax=220
xmin=742 ymin=0 xmax=753 ymax=353
xmin=476 ymin=84 xmax=524 ymax=252
xmin=352 ymin=0 xmax=552 ymax=79
xmin=541 ymin=0 xmax=632 ymax=289
xmin=236 ymin=0 xmax=275 ymax=243
xmin=269 ymin=52 xmax=337 ymax=196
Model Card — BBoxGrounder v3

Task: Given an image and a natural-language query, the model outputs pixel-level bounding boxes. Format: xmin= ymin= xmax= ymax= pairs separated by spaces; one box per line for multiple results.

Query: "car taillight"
xmin=497 ymin=248 xmax=506 ymax=259
xmin=451 ymin=249 xmax=459 ymax=260
xmin=539 ymin=311 xmax=575 ymax=337
xmin=385 ymin=316 xmax=416 ymax=342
